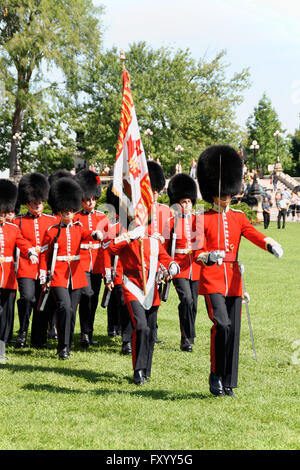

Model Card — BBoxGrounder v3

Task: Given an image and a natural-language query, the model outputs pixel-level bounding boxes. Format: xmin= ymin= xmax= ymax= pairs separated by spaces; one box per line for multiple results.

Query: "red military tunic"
xmin=40 ymin=221 xmax=96 ymax=289
xmin=108 ymin=232 xmax=175 ymax=308
xmin=167 ymin=211 xmax=203 ymax=280
xmin=0 ymin=222 xmax=35 ymax=289
xmin=74 ymin=209 xmax=110 ymax=275
xmin=197 ymin=207 xmax=269 ymax=297
xmin=147 ymin=202 xmax=172 ymax=245
xmin=13 ymin=212 xmax=57 ymax=280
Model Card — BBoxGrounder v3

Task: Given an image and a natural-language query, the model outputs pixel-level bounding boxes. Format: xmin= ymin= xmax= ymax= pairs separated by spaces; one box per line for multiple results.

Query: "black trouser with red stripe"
xmin=127 ymin=300 xmax=157 ymax=377
xmin=173 ymin=278 xmax=199 ymax=344
xmin=0 ymin=289 xmax=16 ymax=342
xmin=52 ymin=286 xmax=82 ymax=353
xmin=79 ymin=272 xmax=102 ymax=338
xmin=110 ymin=284 xmax=132 ymax=342
xmin=204 ymin=293 xmax=242 ymax=388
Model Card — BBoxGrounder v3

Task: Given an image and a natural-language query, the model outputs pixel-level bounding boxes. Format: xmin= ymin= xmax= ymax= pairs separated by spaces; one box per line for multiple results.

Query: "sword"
xmin=38 ymin=241 xmax=58 ymax=312
xmin=162 ymin=229 xmax=177 ymax=302
xmin=238 ymin=262 xmax=257 ymax=361
xmin=101 ymin=255 xmax=119 ymax=308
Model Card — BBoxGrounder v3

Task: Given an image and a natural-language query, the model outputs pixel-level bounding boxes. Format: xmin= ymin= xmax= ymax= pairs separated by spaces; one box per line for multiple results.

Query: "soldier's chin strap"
xmin=26 ymin=203 xmax=43 ymax=217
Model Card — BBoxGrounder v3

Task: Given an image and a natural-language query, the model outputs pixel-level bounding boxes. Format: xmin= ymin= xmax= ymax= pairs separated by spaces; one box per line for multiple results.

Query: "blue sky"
xmin=95 ymin=0 xmax=300 ymax=135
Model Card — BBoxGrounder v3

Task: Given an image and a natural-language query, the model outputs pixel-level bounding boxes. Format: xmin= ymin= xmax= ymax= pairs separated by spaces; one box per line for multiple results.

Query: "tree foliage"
xmin=79 ymin=42 xmax=250 ymax=176
xmin=245 ymin=93 xmax=292 ymax=173
xmin=0 ymin=0 xmax=103 ymax=175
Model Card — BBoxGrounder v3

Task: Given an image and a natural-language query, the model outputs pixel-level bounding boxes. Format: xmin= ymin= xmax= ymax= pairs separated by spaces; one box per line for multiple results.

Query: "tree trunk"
xmin=9 ymin=100 xmax=24 ymax=177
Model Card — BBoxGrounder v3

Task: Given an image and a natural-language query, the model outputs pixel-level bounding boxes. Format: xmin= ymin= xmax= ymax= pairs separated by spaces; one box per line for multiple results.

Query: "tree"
xmin=290 ymin=129 xmax=300 ymax=176
xmin=0 ymin=0 xmax=103 ymax=176
xmin=80 ymin=42 xmax=250 ymax=176
xmin=245 ymin=93 xmax=292 ymax=173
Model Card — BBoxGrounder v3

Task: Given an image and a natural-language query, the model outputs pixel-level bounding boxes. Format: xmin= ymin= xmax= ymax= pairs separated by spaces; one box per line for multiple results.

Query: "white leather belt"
xmin=175 ymin=248 xmax=192 ymax=254
xmin=80 ymin=243 xmax=101 ymax=250
xmin=56 ymin=255 xmax=80 ymax=262
xmin=0 ymin=256 xmax=14 ymax=263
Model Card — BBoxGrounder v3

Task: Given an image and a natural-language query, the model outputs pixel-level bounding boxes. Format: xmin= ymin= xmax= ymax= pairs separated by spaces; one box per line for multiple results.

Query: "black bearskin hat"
xmin=0 ymin=179 xmax=18 ymax=212
xmin=48 ymin=177 xmax=83 ymax=213
xmin=167 ymin=173 xmax=198 ymax=206
xmin=18 ymin=172 xmax=50 ymax=205
xmin=106 ymin=183 xmax=120 ymax=214
xmin=75 ymin=169 xmax=101 ymax=199
xmin=147 ymin=160 xmax=165 ymax=192
xmin=197 ymin=145 xmax=243 ymax=204
xmin=48 ymin=169 xmax=73 ymax=186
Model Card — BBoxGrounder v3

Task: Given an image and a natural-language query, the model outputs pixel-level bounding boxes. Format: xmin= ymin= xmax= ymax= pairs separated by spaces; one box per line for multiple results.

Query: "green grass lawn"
xmin=0 ymin=221 xmax=299 ymax=450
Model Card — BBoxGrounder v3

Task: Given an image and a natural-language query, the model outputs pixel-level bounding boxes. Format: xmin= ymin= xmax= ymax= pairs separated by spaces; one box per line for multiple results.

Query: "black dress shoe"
xmin=107 ymin=328 xmax=117 ymax=337
xmin=143 ymin=369 xmax=150 ymax=383
xmin=58 ymin=347 xmax=69 ymax=360
xmin=133 ymin=369 xmax=145 ymax=385
xmin=15 ymin=331 xmax=27 ymax=348
xmin=80 ymin=333 xmax=90 ymax=347
xmin=224 ymin=387 xmax=236 ymax=397
xmin=88 ymin=333 xmax=98 ymax=346
xmin=121 ymin=341 xmax=132 ymax=355
xmin=209 ymin=373 xmax=225 ymax=396
xmin=155 ymin=338 xmax=164 ymax=344
xmin=180 ymin=339 xmax=192 ymax=352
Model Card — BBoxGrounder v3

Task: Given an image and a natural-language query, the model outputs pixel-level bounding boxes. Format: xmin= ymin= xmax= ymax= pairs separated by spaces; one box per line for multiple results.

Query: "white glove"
xmin=271 ymin=243 xmax=283 ymax=258
xmin=39 ymin=270 xmax=47 ymax=285
xmin=208 ymin=250 xmax=226 ymax=263
xmin=92 ymin=230 xmax=104 ymax=241
xmin=129 ymin=225 xmax=145 ymax=240
xmin=168 ymin=262 xmax=180 ymax=276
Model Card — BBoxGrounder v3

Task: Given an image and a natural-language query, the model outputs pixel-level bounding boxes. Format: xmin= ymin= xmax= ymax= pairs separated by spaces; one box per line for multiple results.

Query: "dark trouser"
xmin=52 ymin=286 xmax=82 ymax=353
xmin=277 ymin=209 xmax=287 ymax=228
xmin=263 ymin=211 xmax=270 ymax=229
xmin=79 ymin=272 xmax=102 ymax=337
xmin=127 ymin=300 xmax=157 ymax=377
xmin=112 ymin=284 xmax=132 ymax=342
xmin=17 ymin=277 xmax=50 ymax=346
xmin=0 ymin=289 xmax=16 ymax=342
xmin=173 ymin=278 xmax=199 ymax=343
xmin=204 ymin=293 xmax=242 ymax=388
xmin=107 ymin=285 xmax=122 ymax=335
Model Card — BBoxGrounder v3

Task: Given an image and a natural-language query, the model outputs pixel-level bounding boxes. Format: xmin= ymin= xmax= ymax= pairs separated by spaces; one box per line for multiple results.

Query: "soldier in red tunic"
xmin=196 ymin=145 xmax=283 ymax=397
xmin=146 ymin=160 xmax=172 ymax=344
xmin=0 ymin=179 xmax=38 ymax=363
xmin=40 ymin=177 xmax=104 ymax=359
xmin=167 ymin=173 xmax=203 ymax=352
xmin=74 ymin=169 xmax=110 ymax=347
xmin=103 ymin=184 xmax=132 ymax=354
xmin=14 ymin=173 xmax=56 ymax=349
xmin=107 ymin=224 xmax=180 ymax=385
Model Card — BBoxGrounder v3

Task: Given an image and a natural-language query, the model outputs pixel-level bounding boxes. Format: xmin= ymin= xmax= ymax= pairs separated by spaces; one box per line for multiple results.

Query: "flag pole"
xmin=119 ymin=49 xmax=147 ymax=296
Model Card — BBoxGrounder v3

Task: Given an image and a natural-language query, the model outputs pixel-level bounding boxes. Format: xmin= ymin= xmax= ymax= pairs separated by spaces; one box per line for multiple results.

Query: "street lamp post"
xmin=249 ymin=140 xmax=260 ymax=196
xmin=273 ymin=130 xmax=283 ymax=172
xmin=144 ymin=128 xmax=153 ymax=159
xmin=175 ymin=145 xmax=184 ymax=173
xmin=42 ymin=137 xmax=50 ymax=177
xmin=248 ymin=139 xmax=263 ymax=221
xmin=12 ymin=132 xmax=23 ymax=182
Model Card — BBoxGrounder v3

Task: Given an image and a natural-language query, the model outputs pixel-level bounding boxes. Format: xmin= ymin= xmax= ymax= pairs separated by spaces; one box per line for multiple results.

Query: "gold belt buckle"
xmin=66 ymin=255 xmax=71 ymax=262
xmin=0 ymin=256 xmax=5 ymax=263
xmin=35 ymin=246 xmax=41 ymax=253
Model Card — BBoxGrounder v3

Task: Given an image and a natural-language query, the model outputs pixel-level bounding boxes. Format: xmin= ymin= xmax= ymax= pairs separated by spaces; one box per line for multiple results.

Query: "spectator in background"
xmin=175 ymin=161 xmax=182 ymax=174
xmin=277 ymin=193 xmax=289 ymax=229
xmin=189 ymin=158 xmax=197 ymax=179
xmin=288 ymin=191 xmax=297 ymax=221
xmin=262 ymin=196 xmax=271 ymax=229
xmin=70 ymin=168 xmax=76 ymax=175
xmin=272 ymin=171 xmax=278 ymax=193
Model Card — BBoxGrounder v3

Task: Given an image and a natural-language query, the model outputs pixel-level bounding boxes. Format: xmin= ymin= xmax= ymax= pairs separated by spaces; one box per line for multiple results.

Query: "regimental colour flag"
xmin=113 ymin=67 xmax=153 ymax=226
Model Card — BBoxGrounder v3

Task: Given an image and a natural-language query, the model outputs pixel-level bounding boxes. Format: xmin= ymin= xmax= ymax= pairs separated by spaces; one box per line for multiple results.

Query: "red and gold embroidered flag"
xmin=113 ymin=68 xmax=153 ymax=226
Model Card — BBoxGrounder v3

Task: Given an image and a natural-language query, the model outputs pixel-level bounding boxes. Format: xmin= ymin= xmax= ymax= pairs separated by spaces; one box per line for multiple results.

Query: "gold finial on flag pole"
xmin=120 ymin=49 xmax=126 ymax=69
